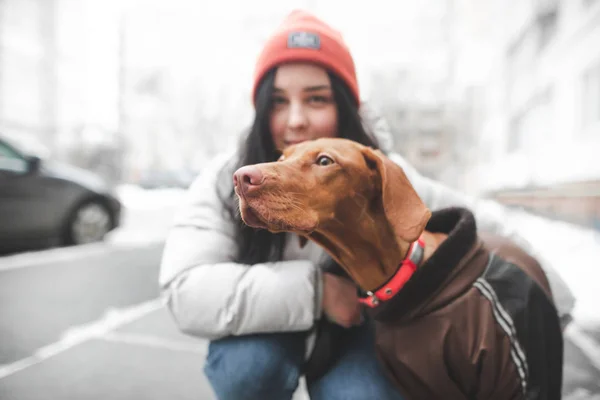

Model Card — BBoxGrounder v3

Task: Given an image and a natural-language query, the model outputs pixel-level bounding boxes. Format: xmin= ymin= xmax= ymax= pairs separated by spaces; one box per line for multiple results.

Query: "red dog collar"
xmin=359 ymin=236 xmax=425 ymax=308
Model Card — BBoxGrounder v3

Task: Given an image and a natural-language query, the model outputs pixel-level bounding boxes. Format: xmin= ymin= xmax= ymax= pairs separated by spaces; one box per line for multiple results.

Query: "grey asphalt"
xmin=0 ymin=242 xmax=598 ymax=400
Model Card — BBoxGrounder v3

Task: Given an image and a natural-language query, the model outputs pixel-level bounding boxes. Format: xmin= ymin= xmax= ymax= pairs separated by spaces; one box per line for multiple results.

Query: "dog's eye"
xmin=316 ymin=155 xmax=334 ymax=166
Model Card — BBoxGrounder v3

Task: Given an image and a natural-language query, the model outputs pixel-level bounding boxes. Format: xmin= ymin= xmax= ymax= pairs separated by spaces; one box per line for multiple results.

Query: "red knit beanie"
xmin=252 ymin=10 xmax=360 ymax=107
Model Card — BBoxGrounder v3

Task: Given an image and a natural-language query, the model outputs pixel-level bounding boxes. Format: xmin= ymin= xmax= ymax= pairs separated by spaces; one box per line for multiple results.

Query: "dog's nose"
xmin=233 ymin=166 xmax=265 ymax=194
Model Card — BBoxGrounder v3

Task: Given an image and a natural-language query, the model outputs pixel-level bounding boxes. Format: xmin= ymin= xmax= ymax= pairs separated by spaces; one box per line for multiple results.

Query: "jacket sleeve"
xmin=159 ymin=153 xmax=322 ymax=339
xmin=449 ymin=281 xmax=563 ymax=400
xmin=387 ymin=152 xmax=575 ymax=320
xmin=451 ymin=307 xmax=525 ymax=400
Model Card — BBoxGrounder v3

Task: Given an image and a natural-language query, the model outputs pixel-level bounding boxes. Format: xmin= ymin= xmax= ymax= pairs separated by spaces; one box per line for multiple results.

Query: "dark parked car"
xmin=0 ymin=135 xmax=121 ymax=254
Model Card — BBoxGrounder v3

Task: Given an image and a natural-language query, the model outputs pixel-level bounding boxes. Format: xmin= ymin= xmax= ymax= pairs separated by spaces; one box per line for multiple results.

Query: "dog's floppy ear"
xmin=361 ymin=147 xmax=431 ymax=244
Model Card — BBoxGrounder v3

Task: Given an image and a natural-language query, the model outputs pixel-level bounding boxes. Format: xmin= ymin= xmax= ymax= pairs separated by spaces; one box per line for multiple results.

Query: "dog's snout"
xmin=233 ymin=166 xmax=265 ymax=194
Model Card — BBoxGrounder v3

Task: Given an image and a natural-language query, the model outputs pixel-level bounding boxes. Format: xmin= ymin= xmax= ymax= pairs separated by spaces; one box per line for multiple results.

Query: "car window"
xmin=0 ymin=140 xmax=28 ymax=173
xmin=2 ymin=133 xmax=50 ymax=159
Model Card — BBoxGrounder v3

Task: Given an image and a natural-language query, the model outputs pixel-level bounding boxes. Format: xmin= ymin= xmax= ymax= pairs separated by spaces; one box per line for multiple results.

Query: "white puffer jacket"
xmin=159 ymin=105 xmax=575 ymax=340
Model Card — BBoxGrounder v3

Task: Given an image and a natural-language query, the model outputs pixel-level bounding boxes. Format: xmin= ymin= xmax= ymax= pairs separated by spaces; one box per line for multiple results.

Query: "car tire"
xmin=63 ymin=200 xmax=113 ymax=246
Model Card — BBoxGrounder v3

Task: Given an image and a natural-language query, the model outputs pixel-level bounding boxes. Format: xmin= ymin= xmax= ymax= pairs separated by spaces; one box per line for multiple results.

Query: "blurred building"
xmin=367 ymin=68 xmax=473 ymax=187
xmin=0 ymin=0 xmax=57 ymax=148
xmin=0 ymin=0 xmax=123 ymax=183
xmin=462 ymin=0 xmax=600 ymax=228
xmin=360 ymin=0 xmax=475 ymax=187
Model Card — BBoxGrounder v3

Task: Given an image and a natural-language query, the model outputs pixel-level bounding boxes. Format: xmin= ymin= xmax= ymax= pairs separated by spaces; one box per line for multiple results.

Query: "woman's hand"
xmin=321 ymin=272 xmax=363 ymax=328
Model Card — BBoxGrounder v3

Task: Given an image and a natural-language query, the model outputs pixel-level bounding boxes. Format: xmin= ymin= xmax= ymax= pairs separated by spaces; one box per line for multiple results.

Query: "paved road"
xmin=0 ymin=242 xmax=598 ymax=399
xmin=0 ymin=243 xmax=164 ymax=364
xmin=0 ymin=242 xmax=211 ymax=400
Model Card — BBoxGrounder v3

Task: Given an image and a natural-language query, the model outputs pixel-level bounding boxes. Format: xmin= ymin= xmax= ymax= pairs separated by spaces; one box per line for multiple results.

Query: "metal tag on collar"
xmin=409 ymin=241 xmax=424 ymax=266
xmin=366 ymin=291 xmax=379 ymax=306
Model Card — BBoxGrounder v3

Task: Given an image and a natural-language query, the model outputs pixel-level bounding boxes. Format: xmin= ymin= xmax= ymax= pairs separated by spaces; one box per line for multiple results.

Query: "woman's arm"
xmin=159 ymin=153 xmax=322 ymax=339
xmin=388 ymin=152 xmax=576 ymax=320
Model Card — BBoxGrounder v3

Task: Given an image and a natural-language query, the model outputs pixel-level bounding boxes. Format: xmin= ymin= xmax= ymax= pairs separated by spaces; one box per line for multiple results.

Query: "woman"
xmin=159 ymin=10 xmax=574 ymax=400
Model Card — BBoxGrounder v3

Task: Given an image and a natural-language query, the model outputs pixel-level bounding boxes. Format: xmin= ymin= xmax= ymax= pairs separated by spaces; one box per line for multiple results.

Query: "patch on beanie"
xmin=287 ymin=32 xmax=320 ymax=49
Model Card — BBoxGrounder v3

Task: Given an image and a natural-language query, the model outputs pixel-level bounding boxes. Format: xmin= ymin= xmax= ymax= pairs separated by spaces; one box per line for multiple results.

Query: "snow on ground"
xmin=510 ymin=210 xmax=600 ymax=326
xmin=105 ymin=184 xmax=187 ymax=245
xmin=113 ymin=184 xmax=187 ymax=211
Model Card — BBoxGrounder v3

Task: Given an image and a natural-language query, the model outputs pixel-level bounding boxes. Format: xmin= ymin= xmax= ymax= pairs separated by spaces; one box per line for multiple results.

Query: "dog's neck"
xmin=308 ymin=208 xmax=446 ymax=292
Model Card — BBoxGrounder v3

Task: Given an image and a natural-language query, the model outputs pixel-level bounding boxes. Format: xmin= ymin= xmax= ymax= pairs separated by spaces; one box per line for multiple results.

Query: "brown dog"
xmin=234 ymin=138 xmax=563 ymax=399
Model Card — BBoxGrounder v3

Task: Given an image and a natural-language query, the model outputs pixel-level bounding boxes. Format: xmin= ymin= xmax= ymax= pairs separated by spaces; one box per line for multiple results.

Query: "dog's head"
xmin=234 ymin=138 xmax=430 ymax=248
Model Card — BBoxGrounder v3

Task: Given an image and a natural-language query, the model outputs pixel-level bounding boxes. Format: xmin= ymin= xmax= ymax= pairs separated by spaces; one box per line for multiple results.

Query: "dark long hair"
xmin=218 ymin=67 xmax=380 ymax=265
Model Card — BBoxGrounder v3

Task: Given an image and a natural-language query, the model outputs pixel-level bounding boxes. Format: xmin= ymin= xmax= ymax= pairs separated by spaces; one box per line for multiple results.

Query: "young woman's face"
xmin=269 ymin=63 xmax=338 ymax=151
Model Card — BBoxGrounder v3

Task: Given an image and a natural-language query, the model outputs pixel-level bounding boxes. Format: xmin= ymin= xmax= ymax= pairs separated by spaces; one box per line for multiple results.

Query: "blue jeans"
xmin=204 ymin=321 xmax=404 ymax=400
